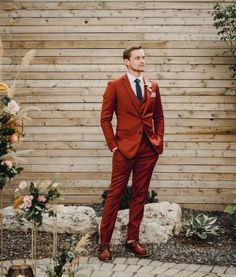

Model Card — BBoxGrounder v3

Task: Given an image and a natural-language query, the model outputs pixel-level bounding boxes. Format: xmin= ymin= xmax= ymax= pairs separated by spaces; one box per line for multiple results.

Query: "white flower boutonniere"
xmin=151 ymin=92 xmax=156 ymax=98
xmin=144 ymin=79 xmax=156 ymax=98
xmin=144 ymin=79 xmax=153 ymax=92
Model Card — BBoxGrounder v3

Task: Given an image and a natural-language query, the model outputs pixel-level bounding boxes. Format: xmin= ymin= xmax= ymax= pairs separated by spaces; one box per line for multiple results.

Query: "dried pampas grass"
xmin=9 ymin=49 xmax=37 ymax=98
xmin=21 ymin=49 xmax=37 ymax=66
xmin=76 ymin=233 xmax=91 ymax=255
xmin=1 ymin=149 xmax=34 ymax=164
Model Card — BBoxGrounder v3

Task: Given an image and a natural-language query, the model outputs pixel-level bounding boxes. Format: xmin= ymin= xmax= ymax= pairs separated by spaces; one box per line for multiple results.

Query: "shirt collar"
xmin=127 ymin=72 xmax=143 ymax=84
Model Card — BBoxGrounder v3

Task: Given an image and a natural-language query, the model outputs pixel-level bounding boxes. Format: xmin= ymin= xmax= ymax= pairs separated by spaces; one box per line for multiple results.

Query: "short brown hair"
xmin=123 ymin=45 xmax=143 ymax=60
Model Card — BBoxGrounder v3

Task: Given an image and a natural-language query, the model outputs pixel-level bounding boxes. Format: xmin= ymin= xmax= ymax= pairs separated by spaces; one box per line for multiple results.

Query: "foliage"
xmin=13 ymin=180 xmax=60 ymax=226
xmin=46 ymin=233 xmax=90 ymax=277
xmin=102 ymin=186 xmax=158 ymax=210
xmin=0 ymin=39 xmax=37 ymax=190
xmin=47 ymin=237 xmax=79 ymax=277
xmin=0 ymin=85 xmax=24 ymax=189
xmin=224 ymin=190 xmax=236 ymax=225
xmin=184 ymin=213 xmax=220 ymax=239
xmin=212 ymin=1 xmax=236 ymax=77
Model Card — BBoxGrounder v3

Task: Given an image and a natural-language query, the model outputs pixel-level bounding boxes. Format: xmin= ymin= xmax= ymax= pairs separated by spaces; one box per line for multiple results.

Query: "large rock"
xmin=3 ymin=205 xmax=98 ymax=235
xmin=3 ymin=202 xmax=182 ymax=245
xmin=99 ymin=201 xmax=182 ymax=245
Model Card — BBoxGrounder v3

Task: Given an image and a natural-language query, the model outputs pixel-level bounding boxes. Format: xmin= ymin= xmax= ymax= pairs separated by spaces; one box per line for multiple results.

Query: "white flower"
xmin=144 ymin=79 xmax=153 ymax=92
xmin=1 ymin=160 xmax=13 ymax=168
xmin=52 ymin=182 xmax=59 ymax=188
xmin=4 ymin=100 xmax=20 ymax=115
xmin=19 ymin=181 xmax=27 ymax=190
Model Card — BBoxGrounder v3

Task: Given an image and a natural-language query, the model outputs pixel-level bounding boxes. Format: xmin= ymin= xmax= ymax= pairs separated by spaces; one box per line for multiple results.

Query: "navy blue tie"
xmin=134 ymin=79 xmax=142 ymax=102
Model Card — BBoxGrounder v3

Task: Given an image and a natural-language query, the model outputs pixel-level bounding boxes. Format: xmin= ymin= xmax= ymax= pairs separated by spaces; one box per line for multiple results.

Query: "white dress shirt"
xmin=127 ymin=72 xmax=145 ymax=98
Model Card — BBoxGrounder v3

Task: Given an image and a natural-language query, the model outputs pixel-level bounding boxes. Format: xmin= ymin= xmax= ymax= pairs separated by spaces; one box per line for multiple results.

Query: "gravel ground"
xmin=2 ymin=205 xmax=236 ymax=266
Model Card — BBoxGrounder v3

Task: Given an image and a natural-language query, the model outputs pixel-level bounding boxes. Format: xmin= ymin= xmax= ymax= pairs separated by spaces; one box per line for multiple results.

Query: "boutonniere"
xmin=151 ymin=92 xmax=156 ymax=98
xmin=144 ymin=79 xmax=156 ymax=97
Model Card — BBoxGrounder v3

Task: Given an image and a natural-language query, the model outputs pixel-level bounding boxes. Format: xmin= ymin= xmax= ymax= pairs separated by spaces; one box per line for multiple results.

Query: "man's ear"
xmin=124 ymin=58 xmax=130 ymax=67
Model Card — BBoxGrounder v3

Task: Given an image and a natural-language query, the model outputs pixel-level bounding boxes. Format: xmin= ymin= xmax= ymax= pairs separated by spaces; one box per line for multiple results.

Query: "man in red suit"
xmin=99 ymin=46 xmax=164 ymax=261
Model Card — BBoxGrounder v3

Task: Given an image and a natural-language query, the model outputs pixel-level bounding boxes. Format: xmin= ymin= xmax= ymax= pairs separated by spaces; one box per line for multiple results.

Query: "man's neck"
xmin=127 ymin=70 xmax=142 ymax=78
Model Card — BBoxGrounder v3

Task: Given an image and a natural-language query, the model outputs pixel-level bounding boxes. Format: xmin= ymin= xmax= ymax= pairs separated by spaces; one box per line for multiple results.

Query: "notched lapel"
xmin=121 ymin=75 xmax=140 ymax=113
xmin=142 ymin=80 xmax=153 ymax=115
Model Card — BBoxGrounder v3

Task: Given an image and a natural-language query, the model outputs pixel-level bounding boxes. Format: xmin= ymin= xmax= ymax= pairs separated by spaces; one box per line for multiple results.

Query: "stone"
xmin=3 ymin=205 xmax=98 ymax=235
xmin=3 ymin=202 xmax=182 ymax=245
xmin=2 ymin=206 xmax=23 ymax=230
xmin=100 ymin=202 xmax=182 ymax=245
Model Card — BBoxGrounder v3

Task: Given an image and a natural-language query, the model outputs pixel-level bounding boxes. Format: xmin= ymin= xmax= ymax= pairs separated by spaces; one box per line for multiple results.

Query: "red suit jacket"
xmin=100 ymin=74 xmax=164 ymax=159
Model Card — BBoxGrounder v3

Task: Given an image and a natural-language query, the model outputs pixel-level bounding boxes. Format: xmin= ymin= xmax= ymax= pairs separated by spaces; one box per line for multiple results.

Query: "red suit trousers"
xmin=99 ymin=137 xmax=159 ymax=245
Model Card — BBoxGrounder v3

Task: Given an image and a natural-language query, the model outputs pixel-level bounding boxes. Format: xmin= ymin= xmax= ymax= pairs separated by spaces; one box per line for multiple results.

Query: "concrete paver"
xmin=91 ymin=270 xmax=112 ymax=277
xmin=137 ymin=265 xmax=155 ymax=273
xmin=137 ymin=258 xmax=152 ymax=266
xmin=189 ymin=271 xmax=209 ymax=277
xmin=112 ymin=271 xmax=134 ymax=277
xmin=150 ymin=265 xmax=170 ymax=275
xmin=198 ymin=265 xmax=214 ymax=272
xmin=186 ymin=264 xmax=202 ymax=271
xmin=175 ymin=269 xmax=196 ymax=277
xmin=173 ymin=263 xmax=189 ymax=270
xmin=162 ymin=268 xmax=182 ymax=276
xmin=133 ymin=272 xmax=156 ymax=277
xmin=2 ymin=256 xmax=236 ymax=277
xmin=218 ymin=275 xmax=236 ymax=277
xmin=212 ymin=266 xmax=227 ymax=274
xmin=149 ymin=260 xmax=163 ymax=267
xmin=163 ymin=262 xmax=178 ymax=269
xmin=225 ymin=267 xmax=236 ymax=274
xmin=125 ymin=264 xmax=142 ymax=272
xmin=112 ymin=263 xmax=128 ymax=271
xmin=125 ymin=257 xmax=140 ymax=264
xmin=113 ymin=257 xmax=127 ymax=264
xmin=100 ymin=262 xmax=115 ymax=271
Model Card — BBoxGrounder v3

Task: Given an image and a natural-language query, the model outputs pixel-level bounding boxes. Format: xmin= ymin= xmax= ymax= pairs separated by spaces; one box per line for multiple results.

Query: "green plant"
xmin=224 ymin=190 xmax=236 ymax=224
xmin=46 ymin=233 xmax=90 ymax=277
xmin=0 ymin=39 xmax=37 ymax=189
xmin=212 ymin=2 xmax=236 ymax=77
xmin=14 ymin=180 xmax=60 ymax=226
xmin=47 ymin=237 xmax=78 ymax=277
xmin=0 ymin=85 xmax=24 ymax=189
xmin=102 ymin=186 xmax=158 ymax=210
xmin=184 ymin=213 xmax=219 ymax=239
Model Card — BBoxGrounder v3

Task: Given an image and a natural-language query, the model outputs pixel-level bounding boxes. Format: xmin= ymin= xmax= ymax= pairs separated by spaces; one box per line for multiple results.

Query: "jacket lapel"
xmin=121 ymin=75 xmax=140 ymax=113
xmin=142 ymin=78 xmax=152 ymax=115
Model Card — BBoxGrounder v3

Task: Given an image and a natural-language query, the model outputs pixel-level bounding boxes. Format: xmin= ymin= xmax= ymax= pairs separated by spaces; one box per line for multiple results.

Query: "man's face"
xmin=124 ymin=49 xmax=145 ymax=73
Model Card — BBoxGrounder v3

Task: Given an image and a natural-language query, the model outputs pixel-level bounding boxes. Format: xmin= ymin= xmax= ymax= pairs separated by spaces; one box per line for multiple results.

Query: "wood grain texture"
xmin=1 ymin=0 xmax=235 ymax=210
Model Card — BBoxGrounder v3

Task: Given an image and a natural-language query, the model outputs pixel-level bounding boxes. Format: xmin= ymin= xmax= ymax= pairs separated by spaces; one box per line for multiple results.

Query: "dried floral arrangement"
xmin=14 ymin=180 xmax=60 ymax=226
xmin=0 ymin=37 xmax=38 ymax=189
xmin=46 ymin=233 xmax=90 ymax=277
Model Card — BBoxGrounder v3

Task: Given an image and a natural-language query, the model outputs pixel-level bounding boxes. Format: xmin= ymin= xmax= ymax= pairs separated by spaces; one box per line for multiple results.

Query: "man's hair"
xmin=123 ymin=45 xmax=143 ymax=60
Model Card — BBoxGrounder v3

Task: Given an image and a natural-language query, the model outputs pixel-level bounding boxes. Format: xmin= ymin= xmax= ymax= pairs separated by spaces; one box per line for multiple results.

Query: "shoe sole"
xmin=99 ymin=257 xmax=112 ymax=263
xmin=125 ymin=245 xmax=151 ymax=258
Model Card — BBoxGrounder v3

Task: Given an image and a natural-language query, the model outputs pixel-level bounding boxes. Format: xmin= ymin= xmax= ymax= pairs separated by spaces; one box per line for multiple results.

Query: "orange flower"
xmin=13 ymin=196 xmax=24 ymax=209
xmin=0 ymin=82 xmax=9 ymax=94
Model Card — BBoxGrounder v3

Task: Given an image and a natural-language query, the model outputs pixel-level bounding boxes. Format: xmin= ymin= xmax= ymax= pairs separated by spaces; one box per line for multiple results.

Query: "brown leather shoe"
xmin=125 ymin=240 xmax=150 ymax=257
xmin=98 ymin=244 xmax=112 ymax=262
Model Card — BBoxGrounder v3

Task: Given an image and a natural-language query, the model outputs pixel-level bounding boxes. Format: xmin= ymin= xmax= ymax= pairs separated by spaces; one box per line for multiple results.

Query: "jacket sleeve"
xmin=100 ymin=81 xmax=118 ymax=151
xmin=153 ymin=82 xmax=164 ymax=138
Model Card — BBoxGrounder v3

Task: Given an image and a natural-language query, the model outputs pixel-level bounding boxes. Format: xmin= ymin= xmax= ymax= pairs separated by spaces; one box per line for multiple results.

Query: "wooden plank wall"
xmin=1 ymin=0 xmax=236 ymax=210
